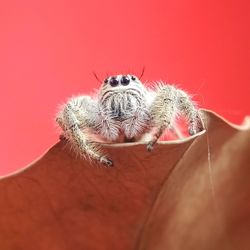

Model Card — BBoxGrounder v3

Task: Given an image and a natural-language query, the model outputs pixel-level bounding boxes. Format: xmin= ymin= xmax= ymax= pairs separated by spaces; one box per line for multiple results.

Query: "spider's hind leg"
xmin=177 ymin=90 xmax=204 ymax=135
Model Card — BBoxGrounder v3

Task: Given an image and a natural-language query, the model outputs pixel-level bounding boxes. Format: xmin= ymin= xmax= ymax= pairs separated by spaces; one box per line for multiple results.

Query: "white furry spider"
xmin=56 ymin=74 xmax=203 ymax=166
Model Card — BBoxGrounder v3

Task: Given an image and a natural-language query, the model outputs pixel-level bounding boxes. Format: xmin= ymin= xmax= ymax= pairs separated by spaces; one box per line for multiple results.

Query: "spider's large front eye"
xmin=110 ymin=77 xmax=119 ymax=87
xmin=121 ymin=76 xmax=130 ymax=86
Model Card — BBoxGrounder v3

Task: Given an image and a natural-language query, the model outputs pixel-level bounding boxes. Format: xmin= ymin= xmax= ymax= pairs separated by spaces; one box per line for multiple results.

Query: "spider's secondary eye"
xmin=121 ymin=76 xmax=130 ymax=86
xmin=131 ymin=76 xmax=136 ymax=81
xmin=104 ymin=78 xmax=109 ymax=84
xmin=110 ymin=77 xmax=119 ymax=87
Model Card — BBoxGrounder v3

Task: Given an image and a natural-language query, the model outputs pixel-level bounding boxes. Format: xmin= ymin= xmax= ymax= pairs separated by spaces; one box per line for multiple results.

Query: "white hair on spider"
xmin=56 ymin=73 xmax=204 ymax=166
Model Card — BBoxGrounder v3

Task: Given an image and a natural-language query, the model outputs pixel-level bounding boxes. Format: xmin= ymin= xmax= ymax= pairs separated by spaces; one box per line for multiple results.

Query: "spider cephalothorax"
xmin=56 ymin=74 xmax=203 ymax=166
xmin=96 ymin=74 xmax=151 ymax=142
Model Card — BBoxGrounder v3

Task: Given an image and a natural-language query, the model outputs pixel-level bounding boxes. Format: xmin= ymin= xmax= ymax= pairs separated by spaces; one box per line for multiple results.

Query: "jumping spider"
xmin=56 ymin=74 xmax=203 ymax=166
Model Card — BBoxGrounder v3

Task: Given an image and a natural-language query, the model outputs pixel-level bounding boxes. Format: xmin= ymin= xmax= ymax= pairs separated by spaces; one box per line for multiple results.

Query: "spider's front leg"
xmin=147 ymin=84 xmax=203 ymax=151
xmin=56 ymin=96 xmax=113 ymax=167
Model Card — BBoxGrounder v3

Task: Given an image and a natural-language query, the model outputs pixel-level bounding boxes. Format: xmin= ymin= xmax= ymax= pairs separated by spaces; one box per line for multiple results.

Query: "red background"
xmin=0 ymin=0 xmax=249 ymax=175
